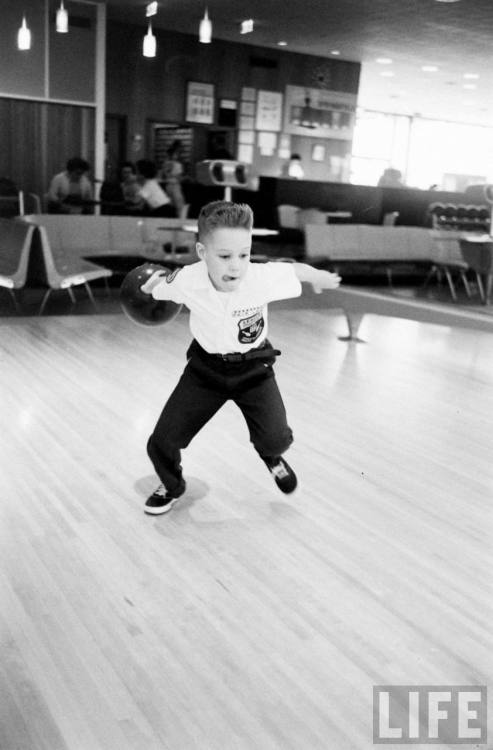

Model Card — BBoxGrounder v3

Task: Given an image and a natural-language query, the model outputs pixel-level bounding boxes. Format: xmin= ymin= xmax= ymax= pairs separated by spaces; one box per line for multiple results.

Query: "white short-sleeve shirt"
xmin=152 ymin=260 xmax=302 ymax=353
xmin=138 ymin=179 xmax=170 ymax=209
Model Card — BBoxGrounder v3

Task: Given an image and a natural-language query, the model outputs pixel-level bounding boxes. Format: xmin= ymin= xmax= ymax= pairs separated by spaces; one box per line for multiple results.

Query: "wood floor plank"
xmin=1 ymin=307 xmax=492 ymax=749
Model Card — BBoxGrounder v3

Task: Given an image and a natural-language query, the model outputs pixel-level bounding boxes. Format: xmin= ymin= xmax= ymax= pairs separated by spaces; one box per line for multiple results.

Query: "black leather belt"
xmin=212 ymin=347 xmax=281 ymax=362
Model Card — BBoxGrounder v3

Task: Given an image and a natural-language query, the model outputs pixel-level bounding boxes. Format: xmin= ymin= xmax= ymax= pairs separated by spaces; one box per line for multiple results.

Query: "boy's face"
xmin=197 ymin=227 xmax=251 ymax=292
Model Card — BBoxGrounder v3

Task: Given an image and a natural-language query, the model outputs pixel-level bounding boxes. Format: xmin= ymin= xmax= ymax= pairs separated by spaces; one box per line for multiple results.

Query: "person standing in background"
xmin=159 ymin=141 xmax=186 ymax=218
xmin=280 ymin=154 xmax=305 ymax=179
xmin=377 ymin=167 xmax=405 ymax=188
xmin=120 ymin=162 xmax=142 ymax=213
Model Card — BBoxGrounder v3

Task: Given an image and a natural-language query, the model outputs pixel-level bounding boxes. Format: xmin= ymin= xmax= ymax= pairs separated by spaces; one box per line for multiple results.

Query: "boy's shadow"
xmin=135 ymin=475 xmax=302 ymax=527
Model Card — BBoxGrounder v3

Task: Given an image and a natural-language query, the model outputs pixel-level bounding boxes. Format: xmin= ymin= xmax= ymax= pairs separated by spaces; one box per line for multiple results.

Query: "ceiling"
xmin=104 ymin=0 xmax=493 ymax=127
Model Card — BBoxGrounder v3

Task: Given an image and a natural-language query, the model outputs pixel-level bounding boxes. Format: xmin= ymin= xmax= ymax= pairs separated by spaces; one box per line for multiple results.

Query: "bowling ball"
xmin=119 ymin=263 xmax=182 ymax=327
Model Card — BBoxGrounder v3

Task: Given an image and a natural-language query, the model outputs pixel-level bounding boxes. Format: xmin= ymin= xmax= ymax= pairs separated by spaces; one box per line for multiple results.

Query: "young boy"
xmin=140 ymin=200 xmax=341 ymax=514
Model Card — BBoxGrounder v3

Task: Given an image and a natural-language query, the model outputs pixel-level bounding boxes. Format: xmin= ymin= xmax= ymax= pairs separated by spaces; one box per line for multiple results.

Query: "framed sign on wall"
xmin=186 ymin=81 xmax=215 ymax=124
xmin=255 ymin=90 xmax=283 ymax=132
xmin=284 ymin=85 xmax=357 ymax=140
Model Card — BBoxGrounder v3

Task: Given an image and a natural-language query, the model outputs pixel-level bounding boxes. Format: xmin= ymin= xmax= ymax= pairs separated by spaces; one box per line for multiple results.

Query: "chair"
xmin=277 ymin=204 xmax=301 ymax=229
xmin=26 ymin=224 xmax=112 ymax=315
xmin=298 ymin=208 xmax=327 ymax=228
xmin=460 ymin=237 xmax=493 ymax=304
xmin=0 ymin=218 xmax=36 ymax=311
xmin=0 ymin=177 xmax=20 ymax=218
xmin=423 ymin=230 xmax=471 ymax=301
xmin=382 ymin=211 xmax=399 ymax=226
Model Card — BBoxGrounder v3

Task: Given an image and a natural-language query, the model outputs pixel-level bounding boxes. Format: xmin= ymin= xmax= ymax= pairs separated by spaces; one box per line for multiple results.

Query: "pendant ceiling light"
xmin=199 ymin=8 xmax=212 ymax=43
xmin=17 ymin=15 xmax=31 ymax=50
xmin=56 ymin=1 xmax=69 ymax=33
xmin=143 ymin=20 xmax=157 ymax=57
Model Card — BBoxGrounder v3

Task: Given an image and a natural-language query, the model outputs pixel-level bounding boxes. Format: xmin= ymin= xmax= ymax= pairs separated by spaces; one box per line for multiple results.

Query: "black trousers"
xmin=147 ymin=339 xmax=293 ymax=492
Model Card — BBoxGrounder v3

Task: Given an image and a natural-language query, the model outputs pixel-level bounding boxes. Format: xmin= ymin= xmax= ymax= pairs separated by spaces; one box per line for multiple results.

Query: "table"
xmin=325 ymin=211 xmax=352 ymax=222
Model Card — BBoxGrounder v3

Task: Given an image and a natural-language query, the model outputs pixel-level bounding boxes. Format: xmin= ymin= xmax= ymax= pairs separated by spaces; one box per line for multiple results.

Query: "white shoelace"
xmin=271 ymin=462 xmax=289 ymax=479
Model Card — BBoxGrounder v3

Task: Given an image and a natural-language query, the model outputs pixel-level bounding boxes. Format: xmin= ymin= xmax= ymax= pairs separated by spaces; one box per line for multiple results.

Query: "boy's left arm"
xmin=292 ymin=263 xmax=341 ymax=294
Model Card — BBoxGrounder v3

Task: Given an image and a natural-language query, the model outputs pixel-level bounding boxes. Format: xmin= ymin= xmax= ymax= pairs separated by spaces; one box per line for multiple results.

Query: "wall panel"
xmin=106 ymin=22 xmax=361 ymax=181
xmin=0 ymin=97 xmax=94 ymax=201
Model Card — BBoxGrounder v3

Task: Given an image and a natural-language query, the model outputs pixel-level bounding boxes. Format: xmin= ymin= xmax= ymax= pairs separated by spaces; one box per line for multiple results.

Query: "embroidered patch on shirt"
xmin=238 ymin=311 xmax=264 ymax=344
xmin=165 ymin=268 xmax=182 ymax=284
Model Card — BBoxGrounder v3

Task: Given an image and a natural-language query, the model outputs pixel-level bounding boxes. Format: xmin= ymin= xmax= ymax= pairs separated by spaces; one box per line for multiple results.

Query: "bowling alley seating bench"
xmin=21 ymin=214 xmax=196 ymax=276
xmin=303 ymin=224 xmax=435 ymax=272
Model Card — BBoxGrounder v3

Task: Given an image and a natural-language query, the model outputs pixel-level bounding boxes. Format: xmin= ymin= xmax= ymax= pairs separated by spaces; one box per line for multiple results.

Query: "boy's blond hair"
xmin=197 ymin=201 xmax=253 ymax=242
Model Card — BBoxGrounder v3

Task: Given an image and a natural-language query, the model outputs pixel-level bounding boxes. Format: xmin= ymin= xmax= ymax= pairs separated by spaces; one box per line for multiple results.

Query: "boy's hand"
xmin=140 ymin=270 xmax=167 ymax=295
xmin=312 ymin=270 xmax=341 ymax=294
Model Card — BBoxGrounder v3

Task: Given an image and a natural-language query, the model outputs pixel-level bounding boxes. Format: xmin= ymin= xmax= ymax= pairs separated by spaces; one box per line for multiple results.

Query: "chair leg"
xmin=476 ymin=272 xmax=485 ymax=303
xmin=460 ymin=270 xmax=471 ymax=298
xmin=67 ymin=287 xmax=76 ymax=304
xmin=485 ymin=274 xmax=493 ymax=305
xmin=8 ymin=289 xmax=20 ymax=313
xmin=38 ymin=289 xmax=52 ymax=315
xmin=443 ymin=268 xmax=457 ymax=302
xmin=422 ymin=265 xmax=437 ymax=290
xmin=84 ymin=282 xmax=98 ymax=309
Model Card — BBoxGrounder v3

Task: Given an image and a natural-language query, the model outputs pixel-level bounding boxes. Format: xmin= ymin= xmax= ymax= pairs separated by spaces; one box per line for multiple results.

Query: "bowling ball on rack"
xmin=119 ymin=263 xmax=182 ymax=327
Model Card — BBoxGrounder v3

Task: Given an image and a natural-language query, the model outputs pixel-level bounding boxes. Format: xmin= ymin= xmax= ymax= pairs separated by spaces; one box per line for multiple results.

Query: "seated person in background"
xmin=377 ymin=167 xmax=405 ymax=188
xmin=135 ymin=159 xmax=175 ymax=217
xmin=280 ymin=154 xmax=304 ymax=179
xmin=120 ymin=161 xmax=142 ymax=213
xmin=47 ymin=157 xmax=93 ymax=213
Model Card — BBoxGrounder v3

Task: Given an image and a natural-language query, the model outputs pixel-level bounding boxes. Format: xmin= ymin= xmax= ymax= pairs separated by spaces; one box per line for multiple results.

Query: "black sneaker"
xmin=265 ymin=457 xmax=297 ymax=494
xmin=144 ymin=480 xmax=186 ymax=515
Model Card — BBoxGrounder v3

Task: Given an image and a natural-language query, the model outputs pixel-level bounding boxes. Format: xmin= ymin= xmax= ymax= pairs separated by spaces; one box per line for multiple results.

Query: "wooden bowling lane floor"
xmin=1 ymin=308 xmax=492 ymax=750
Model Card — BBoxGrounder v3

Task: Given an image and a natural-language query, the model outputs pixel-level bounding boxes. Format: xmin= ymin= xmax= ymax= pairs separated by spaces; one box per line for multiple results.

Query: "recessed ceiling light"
xmin=331 ymin=50 xmax=341 ymax=55
xmin=376 ymin=57 xmax=392 ymax=64
xmin=463 ymin=83 xmax=477 ymax=90
xmin=277 ymin=40 xmax=287 ymax=46
xmin=463 ymin=73 xmax=479 ymax=79
xmin=380 ymin=71 xmax=395 ymax=77
xmin=421 ymin=65 xmax=438 ymax=72
xmin=435 ymin=0 xmax=461 ymax=3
